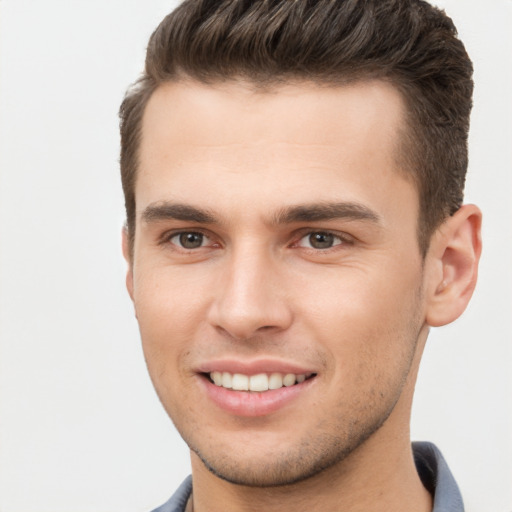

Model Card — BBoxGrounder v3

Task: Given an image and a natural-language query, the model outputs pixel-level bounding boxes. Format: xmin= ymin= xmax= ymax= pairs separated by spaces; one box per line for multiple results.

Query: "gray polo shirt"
xmin=152 ymin=441 xmax=464 ymax=512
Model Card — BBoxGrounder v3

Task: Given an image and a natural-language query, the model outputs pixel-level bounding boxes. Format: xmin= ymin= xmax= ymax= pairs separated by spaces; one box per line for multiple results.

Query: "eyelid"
xmin=292 ymin=229 xmax=355 ymax=250
xmin=158 ymin=228 xmax=218 ymax=248
xmin=156 ymin=227 xmax=354 ymax=250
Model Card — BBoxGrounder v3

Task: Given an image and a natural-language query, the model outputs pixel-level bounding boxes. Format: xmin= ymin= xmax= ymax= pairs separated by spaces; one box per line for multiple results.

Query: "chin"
xmin=186 ymin=418 xmax=386 ymax=488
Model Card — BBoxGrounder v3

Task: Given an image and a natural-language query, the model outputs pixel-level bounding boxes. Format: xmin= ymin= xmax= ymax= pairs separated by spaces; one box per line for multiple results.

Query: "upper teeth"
xmin=209 ymin=371 xmax=310 ymax=392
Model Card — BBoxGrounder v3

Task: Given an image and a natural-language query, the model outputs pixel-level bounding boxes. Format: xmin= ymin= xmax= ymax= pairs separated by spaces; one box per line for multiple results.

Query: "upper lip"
xmin=196 ymin=358 xmax=317 ymax=376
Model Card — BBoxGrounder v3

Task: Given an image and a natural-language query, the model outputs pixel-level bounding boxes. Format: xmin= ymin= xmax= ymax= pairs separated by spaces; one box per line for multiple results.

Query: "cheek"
xmin=294 ymin=263 xmax=424 ymax=377
xmin=132 ymin=268 xmax=211 ymax=380
xmin=134 ymin=264 xmax=210 ymax=327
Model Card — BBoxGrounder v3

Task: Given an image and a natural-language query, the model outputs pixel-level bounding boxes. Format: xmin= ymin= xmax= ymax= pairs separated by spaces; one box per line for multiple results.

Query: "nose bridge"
xmin=208 ymin=240 xmax=292 ymax=340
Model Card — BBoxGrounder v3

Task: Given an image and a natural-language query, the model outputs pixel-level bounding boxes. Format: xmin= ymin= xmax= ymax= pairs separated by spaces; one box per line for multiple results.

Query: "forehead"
xmin=140 ymin=78 xmax=405 ymax=154
xmin=137 ymin=79 xmax=415 ymax=224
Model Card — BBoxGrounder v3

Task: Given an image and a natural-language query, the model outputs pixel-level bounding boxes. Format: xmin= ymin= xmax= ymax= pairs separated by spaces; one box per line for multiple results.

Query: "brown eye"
xmin=297 ymin=231 xmax=343 ymax=250
xmin=172 ymin=232 xmax=205 ymax=249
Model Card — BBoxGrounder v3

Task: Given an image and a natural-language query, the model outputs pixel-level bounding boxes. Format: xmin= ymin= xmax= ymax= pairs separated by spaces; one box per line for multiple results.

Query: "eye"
xmin=297 ymin=231 xmax=344 ymax=250
xmin=170 ymin=231 xmax=208 ymax=249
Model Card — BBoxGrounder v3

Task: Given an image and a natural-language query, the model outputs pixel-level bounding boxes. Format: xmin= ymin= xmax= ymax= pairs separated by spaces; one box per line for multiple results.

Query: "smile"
xmin=208 ymin=371 xmax=315 ymax=392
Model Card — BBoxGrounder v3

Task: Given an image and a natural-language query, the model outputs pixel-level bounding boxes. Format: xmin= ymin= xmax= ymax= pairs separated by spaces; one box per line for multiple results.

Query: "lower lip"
xmin=199 ymin=375 xmax=315 ymax=417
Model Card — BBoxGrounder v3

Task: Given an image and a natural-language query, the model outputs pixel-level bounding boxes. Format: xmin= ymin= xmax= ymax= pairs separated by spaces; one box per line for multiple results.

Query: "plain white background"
xmin=0 ymin=1 xmax=510 ymax=511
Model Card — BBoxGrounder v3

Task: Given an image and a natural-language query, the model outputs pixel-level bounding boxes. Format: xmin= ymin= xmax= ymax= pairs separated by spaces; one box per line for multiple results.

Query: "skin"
xmin=123 ymin=80 xmax=481 ymax=512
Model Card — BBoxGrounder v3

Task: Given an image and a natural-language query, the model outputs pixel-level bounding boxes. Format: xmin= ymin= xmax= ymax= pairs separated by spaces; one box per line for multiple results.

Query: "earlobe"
xmin=122 ymin=227 xmax=135 ymax=302
xmin=425 ymin=204 xmax=482 ymax=327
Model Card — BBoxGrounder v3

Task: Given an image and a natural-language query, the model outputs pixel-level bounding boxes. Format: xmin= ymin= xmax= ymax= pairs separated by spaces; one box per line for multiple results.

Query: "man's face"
xmin=127 ymin=80 xmax=430 ymax=486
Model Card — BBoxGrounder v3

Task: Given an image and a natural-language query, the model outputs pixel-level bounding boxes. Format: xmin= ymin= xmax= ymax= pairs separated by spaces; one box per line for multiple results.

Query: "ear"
xmin=425 ymin=204 xmax=482 ymax=327
xmin=122 ymin=227 xmax=135 ymax=302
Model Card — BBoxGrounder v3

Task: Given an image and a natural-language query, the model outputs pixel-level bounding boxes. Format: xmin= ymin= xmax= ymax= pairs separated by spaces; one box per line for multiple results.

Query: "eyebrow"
xmin=271 ymin=202 xmax=381 ymax=225
xmin=140 ymin=200 xmax=381 ymax=226
xmin=141 ymin=202 xmax=216 ymax=224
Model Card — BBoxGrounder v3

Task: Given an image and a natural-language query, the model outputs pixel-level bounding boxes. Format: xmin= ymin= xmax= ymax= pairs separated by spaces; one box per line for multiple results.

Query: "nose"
xmin=207 ymin=245 xmax=293 ymax=341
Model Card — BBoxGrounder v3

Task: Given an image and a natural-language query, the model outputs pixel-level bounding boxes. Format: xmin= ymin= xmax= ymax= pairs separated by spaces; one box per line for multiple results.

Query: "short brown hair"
xmin=120 ymin=0 xmax=473 ymax=255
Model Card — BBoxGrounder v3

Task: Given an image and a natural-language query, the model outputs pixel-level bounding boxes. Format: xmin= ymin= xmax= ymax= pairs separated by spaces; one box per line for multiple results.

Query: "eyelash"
xmin=159 ymin=230 xmax=215 ymax=250
xmin=159 ymin=229 xmax=353 ymax=252
xmin=293 ymin=231 xmax=351 ymax=250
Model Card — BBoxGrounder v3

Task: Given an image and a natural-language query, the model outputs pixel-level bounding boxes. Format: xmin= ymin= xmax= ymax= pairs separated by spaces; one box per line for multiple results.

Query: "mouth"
xmin=205 ymin=371 xmax=316 ymax=392
xmin=196 ymin=359 xmax=318 ymax=416
xmin=197 ymin=366 xmax=318 ymax=417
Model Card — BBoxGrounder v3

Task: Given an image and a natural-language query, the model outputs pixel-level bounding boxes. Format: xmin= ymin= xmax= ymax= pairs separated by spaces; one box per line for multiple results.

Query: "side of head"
xmin=120 ymin=0 xmax=473 ymax=256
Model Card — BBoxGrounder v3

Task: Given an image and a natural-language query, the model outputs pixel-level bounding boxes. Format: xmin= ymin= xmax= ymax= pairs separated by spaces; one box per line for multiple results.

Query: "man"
xmin=119 ymin=1 xmax=481 ymax=511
